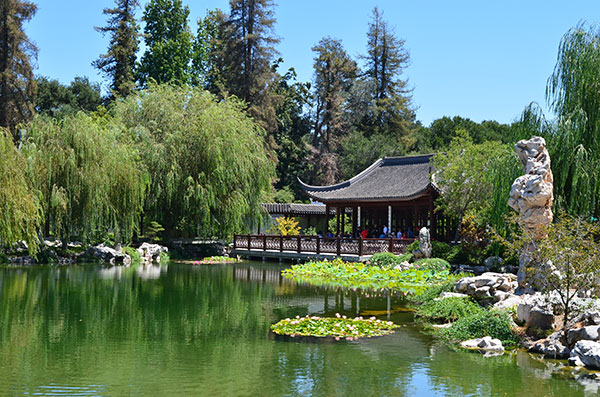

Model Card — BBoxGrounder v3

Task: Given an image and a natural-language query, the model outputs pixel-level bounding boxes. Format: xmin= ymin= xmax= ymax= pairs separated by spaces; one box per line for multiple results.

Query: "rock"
xmin=435 ymin=292 xmax=469 ymax=301
xmin=461 ymin=336 xmax=505 ymax=355
xmin=516 ymin=293 xmax=555 ymax=330
xmin=507 ymin=136 xmax=553 ymax=288
xmin=568 ymin=326 xmax=600 ymax=346
xmin=87 ymin=244 xmax=131 ymax=266
xmin=9 ymin=256 xmax=34 ymax=265
xmin=530 ymin=331 xmax=570 ymax=359
xmin=569 ymin=341 xmax=600 ymax=369
xmin=493 ymin=294 xmax=524 ymax=310
xmin=572 ymin=311 xmax=600 ymax=326
xmin=454 ymin=272 xmax=518 ymax=304
xmin=136 ymin=243 xmax=168 ymax=264
xmin=412 ymin=227 xmax=431 ymax=259
xmin=484 ymin=256 xmax=503 ymax=270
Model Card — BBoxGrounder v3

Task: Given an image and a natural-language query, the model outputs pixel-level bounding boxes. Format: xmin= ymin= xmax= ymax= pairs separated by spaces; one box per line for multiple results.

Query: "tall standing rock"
xmin=508 ymin=136 xmax=553 ymax=288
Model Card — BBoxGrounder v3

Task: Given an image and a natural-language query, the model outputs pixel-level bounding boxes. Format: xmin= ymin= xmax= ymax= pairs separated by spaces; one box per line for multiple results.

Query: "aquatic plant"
xmin=271 ymin=314 xmax=399 ymax=340
xmin=283 ymin=258 xmax=462 ymax=291
xmin=442 ymin=310 xmax=516 ymax=344
xmin=186 ymin=256 xmax=240 ymax=265
xmin=415 ymin=297 xmax=483 ymax=323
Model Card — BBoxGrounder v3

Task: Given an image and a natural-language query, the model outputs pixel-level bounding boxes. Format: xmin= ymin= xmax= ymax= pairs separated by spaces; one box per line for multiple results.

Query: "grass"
xmin=416 ymin=297 xmax=484 ymax=323
xmin=442 ymin=310 xmax=517 ymax=345
xmin=271 ymin=315 xmax=399 ymax=340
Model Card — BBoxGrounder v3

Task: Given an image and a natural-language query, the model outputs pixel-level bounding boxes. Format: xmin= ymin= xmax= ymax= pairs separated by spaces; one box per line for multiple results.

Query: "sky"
xmin=27 ymin=0 xmax=600 ymax=126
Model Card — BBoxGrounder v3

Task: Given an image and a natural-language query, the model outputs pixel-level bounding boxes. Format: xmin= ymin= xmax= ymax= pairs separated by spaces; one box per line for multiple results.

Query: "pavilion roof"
xmin=298 ymin=154 xmax=438 ymax=203
xmin=261 ymin=203 xmax=353 ymax=216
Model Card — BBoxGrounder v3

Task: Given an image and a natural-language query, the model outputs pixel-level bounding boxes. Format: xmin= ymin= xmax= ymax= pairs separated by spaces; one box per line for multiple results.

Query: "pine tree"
xmin=0 ymin=0 xmax=37 ymax=134
xmin=191 ymin=9 xmax=228 ymax=94
xmin=224 ymin=0 xmax=280 ymax=132
xmin=93 ymin=0 xmax=140 ymax=98
xmin=311 ymin=37 xmax=357 ymax=185
xmin=362 ymin=7 xmax=414 ymax=138
xmin=138 ymin=0 xmax=193 ymax=86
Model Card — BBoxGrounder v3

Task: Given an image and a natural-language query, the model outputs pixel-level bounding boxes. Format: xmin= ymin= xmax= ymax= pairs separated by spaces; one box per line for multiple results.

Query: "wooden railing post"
xmin=248 ymin=234 xmax=251 ymax=250
xmin=336 ymin=237 xmax=341 ymax=256
xmin=233 ymin=234 xmax=237 ymax=250
xmin=316 ymin=235 xmax=320 ymax=254
xmin=280 ymin=235 xmax=283 ymax=252
xmin=263 ymin=234 xmax=267 ymax=251
xmin=297 ymin=235 xmax=301 ymax=253
xmin=358 ymin=237 xmax=363 ymax=257
xmin=389 ymin=238 xmax=393 ymax=252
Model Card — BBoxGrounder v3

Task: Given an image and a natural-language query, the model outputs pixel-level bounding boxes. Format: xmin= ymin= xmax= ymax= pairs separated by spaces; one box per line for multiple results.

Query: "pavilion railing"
xmin=233 ymin=234 xmax=415 ymax=256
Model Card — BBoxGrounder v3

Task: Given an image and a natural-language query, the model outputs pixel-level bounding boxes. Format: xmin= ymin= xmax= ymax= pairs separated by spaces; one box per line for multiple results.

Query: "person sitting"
xmin=396 ymin=230 xmax=402 ymax=239
xmin=361 ymin=228 xmax=367 ymax=239
xmin=383 ymin=224 xmax=389 ymax=236
xmin=407 ymin=227 xmax=414 ymax=238
xmin=379 ymin=232 xmax=386 ymax=238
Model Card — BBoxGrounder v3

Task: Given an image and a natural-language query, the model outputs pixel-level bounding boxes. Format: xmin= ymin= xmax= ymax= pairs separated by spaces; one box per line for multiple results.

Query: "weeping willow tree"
xmin=113 ymin=84 xmax=274 ymax=238
xmin=0 ymin=129 xmax=41 ymax=253
xmin=23 ymin=113 xmax=147 ymax=246
xmin=519 ymin=23 xmax=600 ymax=217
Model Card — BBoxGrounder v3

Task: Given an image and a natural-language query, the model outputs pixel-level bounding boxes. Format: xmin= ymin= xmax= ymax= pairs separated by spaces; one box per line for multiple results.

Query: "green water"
xmin=0 ymin=262 xmax=594 ymax=396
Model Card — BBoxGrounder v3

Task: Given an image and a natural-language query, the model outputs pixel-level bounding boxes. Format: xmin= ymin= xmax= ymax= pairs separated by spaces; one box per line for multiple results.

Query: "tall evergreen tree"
xmin=224 ymin=0 xmax=280 ymax=132
xmin=93 ymin=0 xmax=140 ymax=98
xmin=362 ymin=7 xmax=414 ymax=137
xmin=138 ymin=0 xmax=193 ymax=86
xmin=311 ymin=37 xmax=357 ymax=184
xmin=0 ymin=0 xmax=37 ymax=134
xmin=191 ymin=9 xmax=228 ymax=94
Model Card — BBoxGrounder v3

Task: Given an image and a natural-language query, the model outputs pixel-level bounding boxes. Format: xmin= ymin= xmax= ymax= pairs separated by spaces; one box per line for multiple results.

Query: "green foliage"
xmin=93 ymin=0 xmax=140 ymax=98
xmin=416 ymin=297 xmax=484 ymax=323
xmin=122 ymin=246 xmax=142 ymax=266
xmin=144 ymin=221 xmax=164 ymax=242
xmin=431 ymin=241 xmax=452 ymax=260
xmin=35 ymin=76 xmax=103 ymax=117
xmin=273 ymin=187 xmax=295 ymax=203
xmin=23 ymin=112 xmax=147 ymax=246
xmin=432 ymin=133 xmax=512 ymax=239
xmin=369 ymin=252 xmax=405 ymax=267
xmin=0 ymin=130 xmax=41 ymax=254
xmin=0 ymin=0 xmax=37 ymax=133
xmin=159 ymin=251 xmax=169 ymax=264
xmin=190 ymin=256 xmax=239 ymax=265
xmin=275 ymin=217 xmax=300 ymax=236
xmin=443 ymin=310 xmax=516 ymax=344
xmin=409 ymin=280 xmax=456 ymax=305
xmin=327 ymin=212 xmax=352 ymax=235
xmin=283 ymin=258 xmax=463 ymax=291
xmin=302 ymin=226 xmax=317 ymax=236
xmin=138 ymin=0 xmax=193 ymax=86
xmin=406 ymin=240 xmax=419 ymax=253
xmin=271 ymin=315 xmax=399 ymax=340
xmin=191 ymin=9 xmax=226 ymax=91
xmin=413 ymin=258 xmax=450 ymax=272
xmin=113 ymin=84 xmax=274 ymax=238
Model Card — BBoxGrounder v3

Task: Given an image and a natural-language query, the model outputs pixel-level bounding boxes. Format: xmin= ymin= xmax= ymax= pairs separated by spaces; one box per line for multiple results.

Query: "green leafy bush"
xmin=417 ymin=297 xmax=483 ymax=323
xmin=159 ymin=251 xmax=170 ymax=264
xmin=409 ymin=281 xmax=456 ymax=304
xmin=406 ymin=240 xmax=419 ymax=253
xmin=414 ymin=258 xmax=451 ymax=271
xmin=443 ymin=310 xmax=516 ymax=343
xmin=369 ymin=252 xmax=404 ymax=267
xmin=432 ymin=241 xmax=452 ymax=260
xmin=122 ymin=246 xmax=141 ymax=266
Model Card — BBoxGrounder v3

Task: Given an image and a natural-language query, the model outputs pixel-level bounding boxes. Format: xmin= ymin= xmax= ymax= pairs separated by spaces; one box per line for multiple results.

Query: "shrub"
xmin=369 ymin=252 xmax=403 ymax=267
xmin=414 ymin=258 xmax=451 ymax=272
xmin=409 ymin=281 xmax=455 ymax=304
xmin=303 ymin=226 xmax=317 ymax=236
xmin=431 ymin=241 xmax=452 ymax=260
xmin=159 ymin=251 xmax=170 ymax=264
xmin=417 ymin=297 xmax=484 ymax=323
xmin=122 ymin=246 xmax=141 ymax=265
xmin=406 ymin=240 xmax=419 ymax=253
xmin=275 ymin=217 xmax=300 ymax=236
xmin=397 ymin=253 xmax=412 ymax=263
xmin=443 ymin=310 xmax=516 ymax=343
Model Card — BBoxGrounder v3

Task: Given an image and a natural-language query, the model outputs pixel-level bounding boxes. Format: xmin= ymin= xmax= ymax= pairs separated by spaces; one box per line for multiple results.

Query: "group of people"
xmin=318 ymin=226 xmax=415 ymax=239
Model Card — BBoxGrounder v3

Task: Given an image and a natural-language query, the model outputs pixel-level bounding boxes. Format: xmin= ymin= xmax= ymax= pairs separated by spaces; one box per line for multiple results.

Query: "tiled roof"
xmin=262 ymin=203 xmax=353 ymax=215
xmin=298 ymin=154 xmax=437 ymax=202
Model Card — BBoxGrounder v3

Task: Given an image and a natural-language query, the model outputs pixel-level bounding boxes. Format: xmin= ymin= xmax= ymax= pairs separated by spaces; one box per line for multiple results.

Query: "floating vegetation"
xmin=271 ymin=314 xmax=399 ymax=340
xmin=177 ymin=256 xmax=241 ymax=265
xmin=282 ymin=258 xmax=462 ymax=292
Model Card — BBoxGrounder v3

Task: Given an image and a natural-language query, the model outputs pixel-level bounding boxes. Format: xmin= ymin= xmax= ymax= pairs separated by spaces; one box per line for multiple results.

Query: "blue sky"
xmin=28 ymin=1 xmax=600 ymax=125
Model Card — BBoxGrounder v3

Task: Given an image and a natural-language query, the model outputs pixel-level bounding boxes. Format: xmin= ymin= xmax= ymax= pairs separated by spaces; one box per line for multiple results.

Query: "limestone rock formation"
xmin=87 ymin=244 xmax=131 ymax=266
xmin=508 ymin=136 xmax=553 ymax=287
xmin=461 ymin=336 xmax=505 ymax=355
xmin=136 ymin=242 xmax=169 ymax=264
xmin=569 ymin=341 xmax=600 ymax=369
xmin=412 ymin=227 xmax=432 ymax=259
xmin=454 ymin=272 xmax=518 ymax=304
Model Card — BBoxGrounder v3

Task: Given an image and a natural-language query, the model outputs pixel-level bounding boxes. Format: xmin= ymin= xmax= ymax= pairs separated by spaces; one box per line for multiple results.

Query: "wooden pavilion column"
xmin=413 ymin=201 xmax=418 ymax=231
xmin=341 ymin=206 xmax=345 ymax=236
xmin=324 ymin=204 xmax=330 ymax=235
xmin=352 ymin=206 xmax=358 ymax=237
xmin=429 ymin=195 xmax=435 ymax=239
xmin=336 ymin=206 xmax=341 ymax=236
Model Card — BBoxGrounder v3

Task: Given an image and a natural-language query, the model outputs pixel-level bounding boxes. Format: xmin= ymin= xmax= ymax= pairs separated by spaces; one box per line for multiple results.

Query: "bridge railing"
xmin=232 ymin=234 xmax=415 ymax=256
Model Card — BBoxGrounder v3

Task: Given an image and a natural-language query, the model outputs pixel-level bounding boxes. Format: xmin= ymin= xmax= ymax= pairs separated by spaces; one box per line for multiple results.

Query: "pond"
xmin=0 ymin=261 xmax=594 ymax=395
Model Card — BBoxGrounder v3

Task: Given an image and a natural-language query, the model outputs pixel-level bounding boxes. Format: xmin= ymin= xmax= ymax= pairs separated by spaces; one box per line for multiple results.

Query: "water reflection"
xmin=0 ymin=262 xmax=589 ymax=395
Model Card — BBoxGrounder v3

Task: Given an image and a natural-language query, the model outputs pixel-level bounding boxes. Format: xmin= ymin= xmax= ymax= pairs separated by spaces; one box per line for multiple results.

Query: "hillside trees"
xmin=0 ymin=0 xmax=37 ymax=134
xmin=138 ymin=0 xmax=193 ymax=86
xmin=35 ymin=76 xmax=102 ymax=117
xmin=93 ymin=0 xmax=140 ymax=98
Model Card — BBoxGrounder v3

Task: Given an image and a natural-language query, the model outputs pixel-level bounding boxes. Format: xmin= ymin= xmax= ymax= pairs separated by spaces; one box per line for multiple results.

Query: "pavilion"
xmin=298 ymin=154 xmax=453 ymax=241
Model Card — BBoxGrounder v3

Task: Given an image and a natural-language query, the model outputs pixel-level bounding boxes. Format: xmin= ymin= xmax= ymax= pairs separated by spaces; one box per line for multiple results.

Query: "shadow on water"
xmin=0 ymin=261 xmax=591 ymax=396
